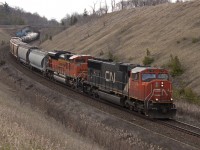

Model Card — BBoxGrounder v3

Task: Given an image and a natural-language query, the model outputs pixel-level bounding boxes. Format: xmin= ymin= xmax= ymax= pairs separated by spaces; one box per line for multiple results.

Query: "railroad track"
xmin=10 ymin=54 xmax=200 ymax=138
xmin=10 ymin=53 xmax=200 ymax=134
xmin=157 ymin=120 xmax=200 ymax=138
xmin=6 ymin=53 xmax=200 ymax=149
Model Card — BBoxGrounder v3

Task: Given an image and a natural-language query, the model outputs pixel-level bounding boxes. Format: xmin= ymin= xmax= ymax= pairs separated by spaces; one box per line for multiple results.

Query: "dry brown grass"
xmin=41 ymin=1 xmax=200 ymax=95
xmin=175 ymin=100 xmax=200 ymax=121
xmin=0 ymin=82 xmax=103 ymax=150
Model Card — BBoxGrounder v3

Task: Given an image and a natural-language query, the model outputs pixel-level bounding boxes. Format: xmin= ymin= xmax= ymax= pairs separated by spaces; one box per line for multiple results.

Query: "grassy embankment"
xmin=0 ymin=76 xmax=102 ymax=150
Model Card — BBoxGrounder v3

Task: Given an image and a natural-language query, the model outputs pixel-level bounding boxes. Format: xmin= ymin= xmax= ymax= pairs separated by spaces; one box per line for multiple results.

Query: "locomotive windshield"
xmin=158 ymin=73 xmax=169 ymax=80
xmin=75 ymin=59 xmax=85 ymax=63
xmin=142 ymin=73 xmax=169 ymax=82
xmin=142 ymin=74 xmax=156 ymax=81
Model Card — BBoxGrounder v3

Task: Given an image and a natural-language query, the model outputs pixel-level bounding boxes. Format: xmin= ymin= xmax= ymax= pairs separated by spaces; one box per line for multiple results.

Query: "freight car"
xmin=16 ymin=26 xmax=40 ymax=43
xmin=16 ymin=27 xmax=31 ymax=37
xmin=29 ymin=49 xmax=48 ymax=72
xmin=18 ymin=44 xmax=38 ymax=65
xmin=10 ymin=37 xmax=27 ymax=58
xmin=21 ymin=32 xmax=40 ymax=43
xmin=9 ymin=37 xmax=177 ymax=119
xmin=84 ymin=59 xmax=176 ymax=118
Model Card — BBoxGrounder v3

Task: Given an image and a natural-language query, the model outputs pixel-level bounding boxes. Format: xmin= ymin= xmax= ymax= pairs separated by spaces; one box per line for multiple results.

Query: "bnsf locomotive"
xmin=10 ymin=37 xmax=176 ymax=119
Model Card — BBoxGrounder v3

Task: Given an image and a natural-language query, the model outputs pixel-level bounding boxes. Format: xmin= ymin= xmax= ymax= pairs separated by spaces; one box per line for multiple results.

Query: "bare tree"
xmin=3 ymin=2 xmax=10 ymax=13
xmin=96 ymin=0 xmax=108 ymax=16
xmin=111 ymin=0 xmax=116 ymax=12
xmin=131 ymin=0 xmax=137 ymax=8
xmin=129 ymin=0 xmax=171 ymax=8
xmin=105 ymin=0 xmax=108 ymax=14
xmin=96 ymin=1 xmax=103 ymax=16
xmin=121 ymin=0 xmax=125 ymax=10
xmin=90 ymin=1 xmax=97 ymax=15
xmin=99 ymin=1 xmax=103 ymax=15
xmin=83 ymin=8 xmax=88 ymax=17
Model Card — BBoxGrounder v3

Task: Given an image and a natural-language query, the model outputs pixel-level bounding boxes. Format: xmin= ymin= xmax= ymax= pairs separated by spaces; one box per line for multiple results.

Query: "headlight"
xmin=155 ymin=98 xmax=158 ymax=101
xmin=171 ymin=98 xmax=173 ymax=101
xmin=161 ymin=82 xmax=164 ymax=87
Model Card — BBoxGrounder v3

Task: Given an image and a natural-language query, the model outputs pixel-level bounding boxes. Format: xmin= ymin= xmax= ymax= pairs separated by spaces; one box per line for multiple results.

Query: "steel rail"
xmin=157 ymin=120 xmax=200 ymax=138
xmin=9 ymin=54 xmax=200 ymax=140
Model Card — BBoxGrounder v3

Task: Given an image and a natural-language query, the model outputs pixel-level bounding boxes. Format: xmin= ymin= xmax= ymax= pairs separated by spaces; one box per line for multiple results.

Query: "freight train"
xmin=10 ymin=37 xmax=177 ymax=119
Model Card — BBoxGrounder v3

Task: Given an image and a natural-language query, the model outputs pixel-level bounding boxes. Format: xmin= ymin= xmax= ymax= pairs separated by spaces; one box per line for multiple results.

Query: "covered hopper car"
xmin=29 ymin=49 xmax=48 ymax=72
xmin=18 ymin=44 xmax=38 ymax=64
xmin=10 ymin=37 xmax=26 ymax=58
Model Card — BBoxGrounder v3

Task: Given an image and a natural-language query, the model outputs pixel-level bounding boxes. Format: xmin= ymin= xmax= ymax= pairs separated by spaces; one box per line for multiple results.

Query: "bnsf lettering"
xmin=105 ymin=71 xmax=115 ymax=83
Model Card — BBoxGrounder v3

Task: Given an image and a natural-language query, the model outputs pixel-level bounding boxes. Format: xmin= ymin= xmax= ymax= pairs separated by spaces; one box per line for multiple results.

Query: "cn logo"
xmin=105 ymin=71 xmax=116 ymax=83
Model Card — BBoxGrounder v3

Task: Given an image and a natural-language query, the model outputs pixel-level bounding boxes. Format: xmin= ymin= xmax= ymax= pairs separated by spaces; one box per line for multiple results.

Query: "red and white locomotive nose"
xmin=146 ymin=80 xmax=172 ymax=102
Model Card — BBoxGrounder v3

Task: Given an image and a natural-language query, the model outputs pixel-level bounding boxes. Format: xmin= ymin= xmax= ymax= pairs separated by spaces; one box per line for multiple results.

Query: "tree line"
xmin=0 ymin=0 xmax=184 ymax=27
xmin=0 ymin=2 xmax=59 ymax=26
xmin=60 ymin=0 xmax=174 ymax=28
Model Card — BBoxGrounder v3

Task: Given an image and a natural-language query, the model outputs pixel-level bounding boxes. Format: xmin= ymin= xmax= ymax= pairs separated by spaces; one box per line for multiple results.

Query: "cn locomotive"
xmin=10 ymin=37 xmax=176 ymax=119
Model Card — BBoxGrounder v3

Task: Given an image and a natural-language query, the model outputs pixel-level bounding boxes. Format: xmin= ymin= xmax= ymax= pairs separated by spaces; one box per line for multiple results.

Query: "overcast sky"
xmin=1 ymin=0 xmax=177 ymax=22
xmin=1 ymin=0 xmax=122 ymax=22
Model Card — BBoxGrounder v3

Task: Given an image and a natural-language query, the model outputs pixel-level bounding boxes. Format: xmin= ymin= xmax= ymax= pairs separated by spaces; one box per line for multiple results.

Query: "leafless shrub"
xmin=0 ymin=60 xmax=6 ymax=66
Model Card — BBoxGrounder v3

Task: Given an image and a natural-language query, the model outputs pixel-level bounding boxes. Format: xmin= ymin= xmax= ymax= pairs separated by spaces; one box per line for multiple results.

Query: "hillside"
xmin=41 ymin=1 xmax=200 ymax=95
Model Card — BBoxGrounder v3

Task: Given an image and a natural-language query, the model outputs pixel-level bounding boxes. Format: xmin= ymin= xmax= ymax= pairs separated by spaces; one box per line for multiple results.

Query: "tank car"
xmin=21 ymin=32 xmax=40 ymax=43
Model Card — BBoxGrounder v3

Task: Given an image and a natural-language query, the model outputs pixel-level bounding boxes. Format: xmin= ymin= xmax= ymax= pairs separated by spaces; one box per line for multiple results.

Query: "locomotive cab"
xmin=128 ymin=67 xmax=176 ymax=118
